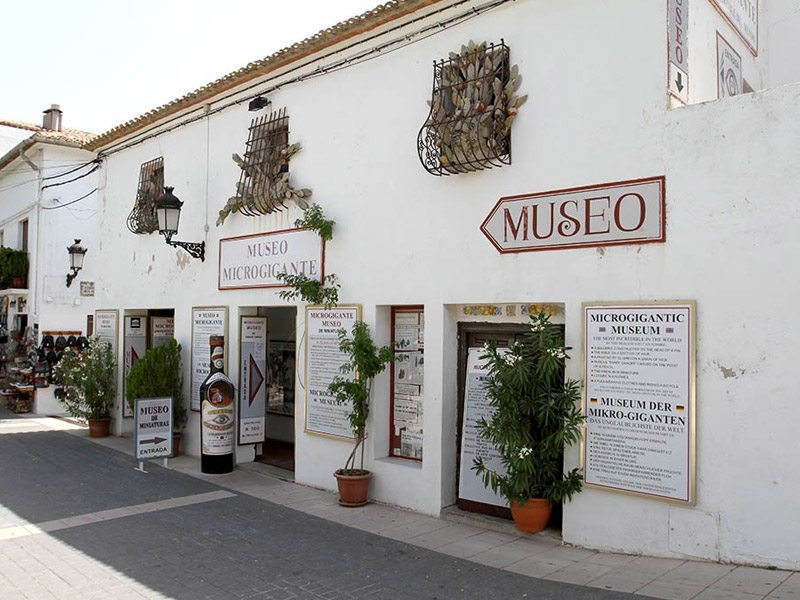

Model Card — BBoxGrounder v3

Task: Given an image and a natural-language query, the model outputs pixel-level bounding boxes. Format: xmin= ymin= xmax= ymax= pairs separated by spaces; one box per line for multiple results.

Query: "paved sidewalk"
xmin=3 ymin=411 xmax=800 ymax=599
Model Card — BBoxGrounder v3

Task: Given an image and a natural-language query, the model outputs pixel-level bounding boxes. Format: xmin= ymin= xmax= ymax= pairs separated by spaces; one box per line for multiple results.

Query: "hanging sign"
xmin=134 ymin=397 xmax=173 ymax=460
xmin=458 ymin=347 xmax=506 ymax=508
xmin=123 ymin=316 xmax=148 ymax=418
xmin=190 ymin=307 xmax=228 ymax=412
xmin=218 ymin=228 xmax=324 ymax=290
xmin=481 ymin=176 xmax=665 ymax=253
xmin=304 ymin=305 xmax=359 ymax=439
xmin=239 ymin=316 xmax=267 ymax=445
xmin=583 ymin=301 xmax=696 ymax=504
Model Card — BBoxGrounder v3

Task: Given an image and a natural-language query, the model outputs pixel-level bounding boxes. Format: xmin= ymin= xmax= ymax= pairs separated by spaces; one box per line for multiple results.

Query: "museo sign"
xmin=481 ymin=176 xmax=665 ymax=254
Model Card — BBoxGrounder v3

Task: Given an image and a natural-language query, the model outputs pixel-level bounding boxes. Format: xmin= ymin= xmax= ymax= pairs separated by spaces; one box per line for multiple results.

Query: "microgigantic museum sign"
xmin=583 ymin=301 xmax=696 ymax=504
xmin=481 ymin=176 xmax=665 ymax=253
xmin=218 ymin=228 xmax=324 ymax=290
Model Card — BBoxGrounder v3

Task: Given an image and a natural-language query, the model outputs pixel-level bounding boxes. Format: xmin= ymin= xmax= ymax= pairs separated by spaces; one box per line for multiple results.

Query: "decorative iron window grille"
xmin=417 ymin=40 xmax=527 ymax=176
xmin=217 ymin=108 xmax=311 ymax=226
xmin=127 ymin=157 xmax=164 ymax=234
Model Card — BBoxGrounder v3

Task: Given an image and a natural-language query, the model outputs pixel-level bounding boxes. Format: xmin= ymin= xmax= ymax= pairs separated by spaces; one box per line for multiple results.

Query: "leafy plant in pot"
xmin=125 ymin=339 xmax=187 ymax=455
xmin=327 ymin=321 xmax=399 ymax=507
xmin=472 ymin=311 xmax=585 ymax=533
xmin=53 ymin=336 xmax=116 ymax=437
xmin=7 ymin=249 xmax=28 ymax=288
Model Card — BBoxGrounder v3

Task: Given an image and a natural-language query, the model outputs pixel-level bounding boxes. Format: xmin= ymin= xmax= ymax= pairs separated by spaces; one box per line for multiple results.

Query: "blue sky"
xmin=1 ymin=0 xmax=381 ymax=134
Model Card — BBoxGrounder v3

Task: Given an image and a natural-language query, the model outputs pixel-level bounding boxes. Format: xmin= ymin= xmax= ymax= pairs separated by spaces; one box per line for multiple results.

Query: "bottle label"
xmin=201 ymin=376 xmax=234 ymax=455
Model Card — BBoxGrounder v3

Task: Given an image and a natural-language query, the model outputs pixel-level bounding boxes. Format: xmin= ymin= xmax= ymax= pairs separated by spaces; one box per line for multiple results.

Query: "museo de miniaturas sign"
xmin=481 ymin=176 xmax=665 ymax=253
xmin=218 ymin=228 xmax=324 ymax=290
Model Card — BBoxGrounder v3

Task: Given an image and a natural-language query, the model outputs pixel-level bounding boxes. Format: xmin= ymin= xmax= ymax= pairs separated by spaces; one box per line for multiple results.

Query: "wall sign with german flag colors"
xmin=582 ymin=301 xmax=696 ymax=504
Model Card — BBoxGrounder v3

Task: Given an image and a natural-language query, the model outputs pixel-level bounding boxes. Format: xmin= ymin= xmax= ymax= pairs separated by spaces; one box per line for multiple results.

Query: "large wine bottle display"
xmin=200 ymin=335 xmax=235 ymax=473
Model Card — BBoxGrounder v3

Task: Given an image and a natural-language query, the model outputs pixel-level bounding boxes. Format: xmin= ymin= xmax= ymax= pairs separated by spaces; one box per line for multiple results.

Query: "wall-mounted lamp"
xmin=248 ymin=96 xmax=270 ymax=111
xmin=155 ymin=186 xmax=205 ymax=261
xmin=66 ymin=239 xmax=87 ymax=287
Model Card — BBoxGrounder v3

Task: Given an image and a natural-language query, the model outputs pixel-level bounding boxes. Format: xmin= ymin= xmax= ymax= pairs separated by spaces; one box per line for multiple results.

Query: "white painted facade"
xmin=92 ymin=0 xmax=800 ymax=569
xmin=0 ymin=129 xmax=99 ymax=414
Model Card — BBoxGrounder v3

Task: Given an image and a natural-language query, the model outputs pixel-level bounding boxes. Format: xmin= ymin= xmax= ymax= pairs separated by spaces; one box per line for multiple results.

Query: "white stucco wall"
xmin=94 ymin=0 xmax=800 ymax=568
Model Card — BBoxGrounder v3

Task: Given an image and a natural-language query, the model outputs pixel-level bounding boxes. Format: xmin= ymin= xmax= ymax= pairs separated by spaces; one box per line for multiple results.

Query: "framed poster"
xmin=303 ymin=305 xmax=360 ymax=439
xmin=123 ymin=315 xmax=148 ymax=418
xmin=390 ymin=306 xmax=424 ymax=461
xmin=150 ymin=316 xmax=174 ymax=347
xmin=710 ymin=0 xmax=757 ymax=56
xmin=94 ymin=309 xmax=119 ymax=356
xmin=582 ymin=301 xmax=696 ymax=504
xmin=190 ymin=307 xmax=228 ymax=412
xmin=239 ymin=316 xmax=267 ymax=445
xmin=458 ymin=347 xmax=506 ymax=508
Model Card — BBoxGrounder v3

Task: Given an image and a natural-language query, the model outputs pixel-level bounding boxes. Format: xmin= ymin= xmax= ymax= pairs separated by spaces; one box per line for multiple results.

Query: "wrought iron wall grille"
xmin=127 ymin=157 xmax=164 ymax=234
xmin=417 ymin=40 xmax=526 ymax=176
xmin=236 ymin=108 xmax=289 ymax=217
xmin=217 ymin=108 xmax=312 ymax=226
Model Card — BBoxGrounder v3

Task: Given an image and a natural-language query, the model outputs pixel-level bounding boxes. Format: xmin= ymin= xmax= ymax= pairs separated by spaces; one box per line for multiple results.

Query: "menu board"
xmin=391 ymin=308 xmax=424 ymax=460
xmin=458 ymin=347 xmax=506 ymax=508
xmin=304 ymin=305 xmax=359 ymax=438
xmin=190 ymin=307 xmax=228 ymax=412
xmin=583 ymin=302 xmax=696 ymax=504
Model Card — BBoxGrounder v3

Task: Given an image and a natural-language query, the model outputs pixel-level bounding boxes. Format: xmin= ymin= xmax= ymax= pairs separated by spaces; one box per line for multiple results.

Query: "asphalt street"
xmin=0 ymin=406 xmax=651 ymax=600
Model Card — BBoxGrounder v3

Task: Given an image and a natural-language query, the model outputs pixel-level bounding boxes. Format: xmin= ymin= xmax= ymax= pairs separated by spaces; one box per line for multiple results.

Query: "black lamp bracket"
xmin=163 ymin=232 xmax=205 ymax=262
xmin=66 ymin=267 xmax=81 ymax=288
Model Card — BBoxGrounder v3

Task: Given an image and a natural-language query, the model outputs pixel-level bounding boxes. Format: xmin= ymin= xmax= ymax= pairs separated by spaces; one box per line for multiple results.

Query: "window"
xmin=389 ymin=306 xmax=424 ymax=461
xmin=19 ymin=219 xmax=28 ymax=252
xmin=127 ymin=157 xmax=164 ymax=234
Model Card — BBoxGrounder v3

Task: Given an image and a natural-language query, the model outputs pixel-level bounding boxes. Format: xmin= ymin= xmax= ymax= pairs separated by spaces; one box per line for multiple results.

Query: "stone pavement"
xmin=1 ymin=409 xmax=798 ymax=600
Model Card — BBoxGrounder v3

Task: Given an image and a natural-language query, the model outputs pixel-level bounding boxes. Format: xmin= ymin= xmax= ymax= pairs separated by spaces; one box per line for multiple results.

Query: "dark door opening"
xmin=455 ymin=321 xmax=565 ymax=529
xmin=255 ymin=306 xmax=296 ymax=472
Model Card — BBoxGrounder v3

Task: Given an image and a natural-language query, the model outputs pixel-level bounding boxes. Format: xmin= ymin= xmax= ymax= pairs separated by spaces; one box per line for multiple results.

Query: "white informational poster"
xmin=134 ymin=397 xmax=173 ymax=460
xmin=151 ymin=316 xmax=174 ymax=347
xmin=583 ymin=302 xmax=696 ymax=504
xmin=94 ymin=310 xmax=118 ymax=355
xmin=123 ymin=316 xmax=148 ymax=418
xmin=391 ymin=308 xmax=424 ymax=460
xmin=710 ymin=0 xmax=758 ymax=55
xmin=458 ymin=347 xmax=507 ymax=508
xmin=191 ymin=307 xmax=228 ymax=412
xmin=239 ymin=316 xmax=267 ymax=445
xmin=304 ymin=305 xmax=359 ymax=439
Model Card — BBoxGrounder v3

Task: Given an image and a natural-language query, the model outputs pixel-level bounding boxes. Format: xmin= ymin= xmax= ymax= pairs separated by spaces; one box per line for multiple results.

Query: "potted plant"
xmin=53 ymin=336 xmax=116 ymax=437
xmin=328 ymin=321 xmax=398 ymax=506
xmin=7 ymin=249 xmax=28 ymax=288
xmin=125 ymin=339 xmax=186 ymax=455
xmin=472 ymin=311 xmax=584 ymax=533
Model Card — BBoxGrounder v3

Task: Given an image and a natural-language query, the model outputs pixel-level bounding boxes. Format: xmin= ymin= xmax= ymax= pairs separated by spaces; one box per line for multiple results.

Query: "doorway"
xmin=455 ymin=321 xmax=565 ymax=529
xmin=254 ymin=306 xmax=297 ymax=472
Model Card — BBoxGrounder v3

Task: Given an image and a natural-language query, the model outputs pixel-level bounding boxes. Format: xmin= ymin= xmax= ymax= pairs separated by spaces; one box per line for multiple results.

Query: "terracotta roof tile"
xmin=86 ymin=0 xmax=445 ymax=151
xmin=0 ymin=119 xmax=95 ymax=146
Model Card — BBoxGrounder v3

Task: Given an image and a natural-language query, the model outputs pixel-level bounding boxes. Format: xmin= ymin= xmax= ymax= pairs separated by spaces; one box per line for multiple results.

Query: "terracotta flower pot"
xmin=172 ymin=431 xmax=182 ymax=457
xmin=88 ymin=417 xmax=111 ymax=438
xmin=510 ymin=498 xmax=552 ymax=533
xmin=334 ymin=469 xmax=372 ymax=507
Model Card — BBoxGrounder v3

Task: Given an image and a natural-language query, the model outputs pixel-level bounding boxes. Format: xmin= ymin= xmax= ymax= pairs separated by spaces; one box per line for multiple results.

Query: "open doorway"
xmin=254 ymin=306 xmax=297 ymax=472
xmin=455 ymin=321 xmax=565 ymax=529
